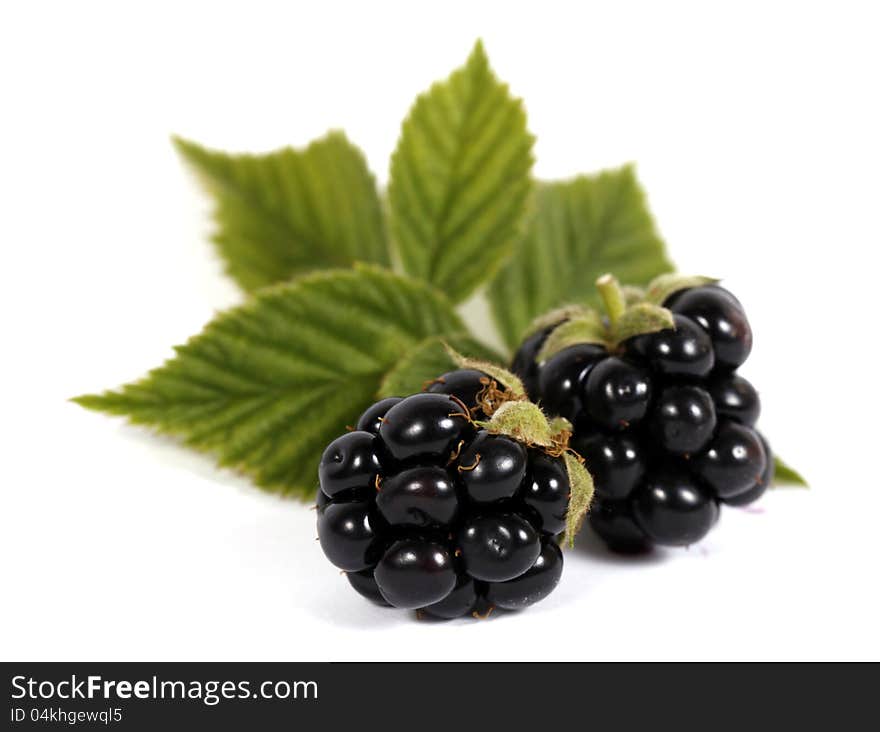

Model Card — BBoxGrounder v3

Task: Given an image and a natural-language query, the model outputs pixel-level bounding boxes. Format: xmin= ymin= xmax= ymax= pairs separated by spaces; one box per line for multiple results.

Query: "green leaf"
xmin=562 ymin=452 xmax=595 ymax=548
xmin=488 ymin=165 xmax=674 ymax=349
xmin=73 ymin=266 xmax=467 ymax=498
xmin=773 ymin=455 xmax=808 ymax=487
xmin=174 ymin=131 xmax=389 ymax=292
xmin=388 ymin=40 xmax=534 ymax=303
xmin=378 ymin=335 xmax=503 ymax=398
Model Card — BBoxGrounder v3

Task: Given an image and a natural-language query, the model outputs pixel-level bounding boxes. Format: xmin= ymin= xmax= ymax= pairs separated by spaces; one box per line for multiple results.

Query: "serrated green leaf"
xmin=388 ymin=40 xmax=534 ymax=303
xmin=562 ymin=452 xmax=595 ymax=548
xmin=488 ymin=166 xmax=674 ymax=349
xmin=73 ymin=266 xmax=467 ymax=498
xmin=378 ymin=335 xmax=503 ymax=398
xmin=174 ymin=131 xmax=389 ymax=292
xmin=612 ymin=302 xmax=675 ymax=345
xmin=773 ymin=455 xmax=808 ymax=487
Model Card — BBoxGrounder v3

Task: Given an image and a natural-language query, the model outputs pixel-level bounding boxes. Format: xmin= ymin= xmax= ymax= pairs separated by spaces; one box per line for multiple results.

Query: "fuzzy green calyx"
xmin=534 ymin=273 xmax=675 ymax=362
xmin=446 ymin=346 xmax=527 ymax=399
xmin=644 ymin=273 xmax=719 ymax=305
xmin=562 ymin=453 xmax=594 ymax=547
xmin=476 ymin=400 xmax=594 ymax=548
xmin=536 ymin=310 xmax=606 ymax=361
xmin=478 ymin=400 xmax=555 ymax=447
xmin=522 ymin=304 xmax=594 ymax=339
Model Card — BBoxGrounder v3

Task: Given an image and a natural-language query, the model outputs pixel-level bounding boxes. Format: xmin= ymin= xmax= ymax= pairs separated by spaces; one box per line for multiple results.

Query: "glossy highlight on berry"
xmin=456 ymin=432 xmax=527 ymax=504
xmin=374 ymin=539 xmax=457 ymax=610
xmin=379 ymin=393 xmax=469 ymax=462
xmin=318 ymin=430 xmax=381 ymax=498
xmin=457 ymin=513 xmax=541 ymax=582
xmin=583 ymin=357 xmax=652 ymax=430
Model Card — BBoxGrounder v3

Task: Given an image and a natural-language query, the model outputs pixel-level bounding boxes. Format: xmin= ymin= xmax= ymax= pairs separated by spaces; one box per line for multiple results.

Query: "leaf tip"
xmin=170 ymin=134 xmax=198 ymax=158
xmin=70 ymin=392 xmax=108 ymax=412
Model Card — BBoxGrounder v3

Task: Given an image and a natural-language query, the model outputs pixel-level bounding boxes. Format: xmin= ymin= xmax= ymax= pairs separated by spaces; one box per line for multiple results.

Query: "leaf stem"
xmin=596 ymin=274 xmax=626 ymax=327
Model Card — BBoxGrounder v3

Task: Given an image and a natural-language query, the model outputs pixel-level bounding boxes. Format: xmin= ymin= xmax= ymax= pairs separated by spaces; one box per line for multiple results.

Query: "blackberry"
xmin=513 ymin=277 xmax=774 ymax=552
xmin=317 ymin=371 xmax=573 ymax=618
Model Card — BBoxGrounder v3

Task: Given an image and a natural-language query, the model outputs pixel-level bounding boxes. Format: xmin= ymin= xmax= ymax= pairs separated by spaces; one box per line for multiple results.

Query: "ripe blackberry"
xmin=316 ymin=371 xmax=573 ymax=618
xmin=513 ymin=277 xmax=774 ymax=551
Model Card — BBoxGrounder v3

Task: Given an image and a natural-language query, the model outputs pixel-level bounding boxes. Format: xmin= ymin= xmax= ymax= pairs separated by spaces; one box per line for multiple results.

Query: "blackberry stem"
xmin=596 ymin=273 xmax=626 ymax=327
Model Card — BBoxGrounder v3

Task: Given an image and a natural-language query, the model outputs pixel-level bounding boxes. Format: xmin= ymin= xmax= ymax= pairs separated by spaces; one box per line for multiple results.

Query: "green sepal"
xmin=532 ymin=275 xmax=676 ymax=361
xmin=446 ymin=347 xmax=526 ymax=399
xmin=645 ymin=273 xmax=719 ymax=305
xmin=536 ymin=311 xmax=606 ymax=362
xmin=562 ymin=452 xmax=595 ymax=548
xmin=612 ymin=302 xmax=675 ymax=345
xmin=476 ymin=400 xmax=554 ymax=447
xmin=476 ymin=402 xmax=594 ymax=548
xmin=772 ymin=455 xmax=808 ymax=487
xmin=548 ymin=416 xmax=573 ymax=435
xmin=523 ymin=304 xmax=593 ymax=339
xmin=622 ymin=285 xmax=646 ymax=306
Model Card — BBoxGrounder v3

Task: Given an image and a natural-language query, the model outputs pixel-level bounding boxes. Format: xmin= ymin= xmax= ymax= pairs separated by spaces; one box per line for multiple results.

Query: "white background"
xmin=2 ymin=0 xmax=879 ymax=661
